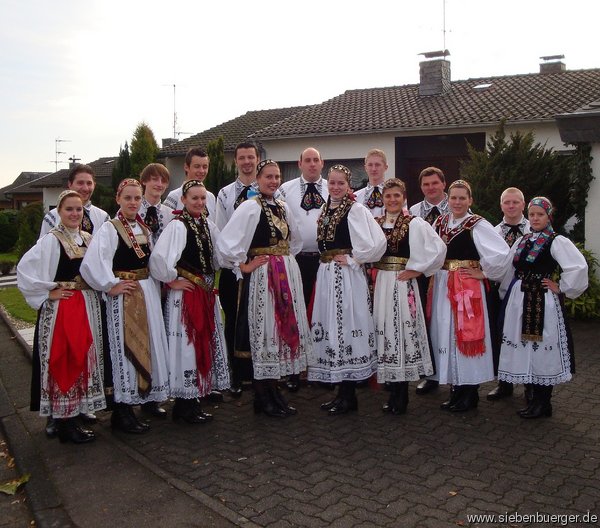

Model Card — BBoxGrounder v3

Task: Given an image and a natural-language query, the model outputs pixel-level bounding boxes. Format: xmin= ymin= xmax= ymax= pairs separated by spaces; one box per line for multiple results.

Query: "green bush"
xmin=563 ymin=244 xmax=600 ymax=320
xmin=16 ymin=203 xmax=44 ymax=258
xmin=0 ymin=254 xmax=17 ymax=275
xmin=0 ymin=210 xmax=19 ymax=252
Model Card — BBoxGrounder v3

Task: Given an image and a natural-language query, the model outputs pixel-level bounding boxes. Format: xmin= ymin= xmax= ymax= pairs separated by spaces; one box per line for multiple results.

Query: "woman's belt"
xmin=320 ymin=248 xmax=352 ymax=263
xmin=515 ymin=270 xmax=552 ymax=281
xmin=177 ymin=267 xmax=214 ymax=292
xmin=114 ymin=268 xmax=149 ymax=280
xmin=55 ymin=276 xmax=91 ymax=290
xmin=374 ymin=256 xmax=408 ymax=271
xmin=442 ymin=259 xmax=480 ymax=271
xmin=248 ymin=240 xmax=289 ymax=256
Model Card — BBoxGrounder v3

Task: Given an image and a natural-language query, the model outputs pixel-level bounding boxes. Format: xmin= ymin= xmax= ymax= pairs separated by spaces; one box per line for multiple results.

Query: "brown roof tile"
xmin=253 ymin=69 xmax=600 ymax=139
xmin=158 ymin=106 xmax=312 ymax=157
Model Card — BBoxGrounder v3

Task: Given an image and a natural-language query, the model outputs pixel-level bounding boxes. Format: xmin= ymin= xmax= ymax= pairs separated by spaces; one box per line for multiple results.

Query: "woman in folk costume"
xmin=218 ymin=160 xmax=311 ymax=418
xmin=308 ymin=165 xmax=387 ymax=415
xmin=372 ymin=178 xmax=446 ymax=415
xmin=17 ymin=190 xmax=105 ymax=443
xmin=428 ymin=179 xmax=511 ymax=412
xmin=498 ymin=197 xmax=587 ymax=419
xmin=149 ymin=180 xmax=229 ymax=423
xmin=81 ymin=179 xmax=169 ymax=434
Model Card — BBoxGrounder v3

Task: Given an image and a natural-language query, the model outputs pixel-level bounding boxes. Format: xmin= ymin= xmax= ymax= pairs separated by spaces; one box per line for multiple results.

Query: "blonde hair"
xmin=500 ymin=187 xmax=525 ymax=203
xmin=365 ymin=149 xmax=387 ymax=165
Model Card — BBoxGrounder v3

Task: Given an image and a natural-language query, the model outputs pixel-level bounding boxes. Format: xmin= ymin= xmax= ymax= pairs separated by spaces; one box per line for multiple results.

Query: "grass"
xmin=0 ymin=286 xmax=37 ymax=324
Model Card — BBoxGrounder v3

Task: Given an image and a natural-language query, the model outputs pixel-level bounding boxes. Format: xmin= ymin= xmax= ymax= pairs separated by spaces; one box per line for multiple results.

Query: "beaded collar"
xmin=112 ymin=211 xmax=148 ymax=258
xmin=254 ymin=195 xmax=288 ymax=245
xmin=317 ymin=194 xmax=353 ymax=243
xmin=51 ymin=224 xmax=91 ymax=259
xmin=178 ymin=209 xmax=213 ymax=272
xmin=376 ymin=213 xmax=412 ymax=253
xmin=435 ymin=213 xmax=482 ymax=245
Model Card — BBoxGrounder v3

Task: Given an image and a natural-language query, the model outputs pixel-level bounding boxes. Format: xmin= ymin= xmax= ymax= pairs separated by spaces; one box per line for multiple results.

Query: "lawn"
xmin=0 ymin=286 xmax=36 ymax=324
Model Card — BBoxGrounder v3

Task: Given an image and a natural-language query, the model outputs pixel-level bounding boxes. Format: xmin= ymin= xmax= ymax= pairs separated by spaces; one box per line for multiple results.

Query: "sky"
xmin=0 ymin=0 xmax=598 ymax=187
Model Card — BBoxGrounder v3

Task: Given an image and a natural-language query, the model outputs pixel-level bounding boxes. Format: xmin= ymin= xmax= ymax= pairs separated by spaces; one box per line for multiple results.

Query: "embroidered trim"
xmin=376 ymin=213 xmax=412 ymax=253
xmin=317 ymin=194 xmax=353 ymax=243
xmin=435 ymin=214 xmax=483 ymax=244
xmin=51 ymin=225 xmax=91 ymax=259
xmin=111 ymin=214 xmax=149 ymax=259
xmin=254 ymin=195 xmax=289 ymax=245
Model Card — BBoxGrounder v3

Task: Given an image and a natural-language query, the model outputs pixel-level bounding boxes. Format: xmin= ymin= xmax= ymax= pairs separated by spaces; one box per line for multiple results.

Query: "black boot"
xmin=286 ymin=374 xmax=300 ymax=393
xmin=519 ymin=385 xmax=553 ymax=419
xmin=141 ymin=401 xmax=168 ymax=419
xmin=320 ymin=384 xmax=342 ymax=410
xmin=111 ymin=403 xmax=147 ymax=434
xmin=270 ymin=382 xmax=297 ymax=415
xmin=416 ymin=379 xmax=439 ymax=395
xmin=329 ymin=381 xmax=358 ymax=415
xmin=57 ymin=417 xmax=95 ymax=444
xmin=253 ymin=380 xmax=287 ymax=418
xmin=450 ymin=385 xmax=479 ymax=412
xmin=486 ymin=380 xmax=514 ymax=401
xmin=524 ymin=384 xmax=534 ymax=405
xmin=191 ymin=398 xmax=213 ymax=421
xmin=440 ymin=385 xmax=462 ymax=410
xmin=45 ymin=416 xmax=58 ymax=439
xmin=382 ymin=382 xmax=408 ymax=414
xmin=172 ymin=398 xmax=209 ymax=424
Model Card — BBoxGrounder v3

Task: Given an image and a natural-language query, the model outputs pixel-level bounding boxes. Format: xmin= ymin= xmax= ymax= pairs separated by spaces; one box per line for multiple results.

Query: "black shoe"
xmin=286 ymin=374 xmax=300 ymax=393
xmin=328 ymin=397 xmax=358 ymax=415
xmin=206 ymin=390 xmax=224 ymax=403
xmin=524 ymin=384 xmax=534 ymax=405
xmin=141 ymin=401 xmax=168 ymax=419
xmin=384 ymin=382 xmax=408 ymax=415
xmin=79 ymin=412 xmax=98 ymax=424
xmin=253 ymin=389 xmax=288 ymax=418
xmin=111 ymin=404 xmax=148 ymax=434
xmin=45 ymin=416 xmax=58 ymax=439
xmin=172 ymin=399 xmax=209 ymax=424
xmin=416 ymin=379 xmax=439 ymax=395
xmin=271 ymin=387 xmax=297 ymax=415
xmin=440 ymin=386 xmax=463 ymax=410
xmin=229 ymin=385 xmax=243 ymax=399
xmin=486 ymin=382 xmax=514 ymax=401
xmin=57 ymin=418 xmax=95 ymax=444
xmin=519 ymin=402 xmax=552 ymax=419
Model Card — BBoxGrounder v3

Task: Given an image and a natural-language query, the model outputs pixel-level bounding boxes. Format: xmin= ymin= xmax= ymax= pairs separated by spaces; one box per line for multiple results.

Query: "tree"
xmin=111 ymin=142 xmax=131 ymax=190
xmin=204 ymin=136 xmax=236 ymax=195
xmin=0 ymin=209 xmax=19 ymax=252
xmin=460 ymin=122 xmax=574 ymax=232
xmin=130 ymin=122 xmax=159 ymax=178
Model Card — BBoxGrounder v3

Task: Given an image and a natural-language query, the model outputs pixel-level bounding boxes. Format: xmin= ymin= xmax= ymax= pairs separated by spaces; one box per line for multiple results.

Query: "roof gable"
xmin=253 ymin=69 xmax=600 ymax=139
xmin=159 ymin=106 xmax=311 ymax=157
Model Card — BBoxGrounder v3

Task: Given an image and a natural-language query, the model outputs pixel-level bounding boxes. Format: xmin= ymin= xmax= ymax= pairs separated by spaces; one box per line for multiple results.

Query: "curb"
xmin=0 ymin=309 xmax=76 ymax=527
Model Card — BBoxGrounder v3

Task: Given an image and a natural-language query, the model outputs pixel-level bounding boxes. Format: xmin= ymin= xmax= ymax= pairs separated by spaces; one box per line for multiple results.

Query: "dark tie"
xmin=145 ymin=205 xmax=159 ymax=234
xmin=366 ymin=187 xmax=383 ymax=209
xmin=505 ymin=225 xmax=523 ymax=248
xmin=81 ymin=208 xmax=93 ymax=234
xmin=424 ymin=206 xmax=440 ymax=225
xmin=234 ymin=186 xmax=251 ymax=209
xmin=301 ymin=182 xmax=324 ymax=211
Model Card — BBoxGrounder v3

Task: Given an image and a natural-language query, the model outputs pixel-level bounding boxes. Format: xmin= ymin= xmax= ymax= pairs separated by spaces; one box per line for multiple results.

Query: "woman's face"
xmin=383 ymin=187 xmax=405 ymax=214
xmin=528 ymin=205 xmax=550 ymax=231
xmin=257 ymin=165 xmax=281 ymax=197
xmin=116 ymin=185 xmax=143 ymax=220
xmin=58 ymin=196 xmax=83 ymax=229
xmin=327 ymin=171 xmax=350 ymax=200
xmin=182 ymin=185 xmax=207 ymax=217
xmin=449 ymin=186 xmax=472 ymax=218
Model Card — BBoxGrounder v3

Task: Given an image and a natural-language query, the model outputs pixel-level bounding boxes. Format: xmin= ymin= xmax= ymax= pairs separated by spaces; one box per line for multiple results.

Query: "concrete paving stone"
xmin=310 ymin=488 xmax=345 ymax=509
xmin=315 ymin=500 xmax=357 ymax=523
xmin=349 ymin=506 xmax=396 ymax=526
xmin=250 ymin=504 xmax=292 ymax=526
xmin=572 ymin=493 xmax=600 ymax=513
xmin=277 ymin=487 xmax=313 ymax=503
xmin=281 ymin=511 xmax=330 ymax=528
xmin=282 ymin=499 xmax=323 ymax=517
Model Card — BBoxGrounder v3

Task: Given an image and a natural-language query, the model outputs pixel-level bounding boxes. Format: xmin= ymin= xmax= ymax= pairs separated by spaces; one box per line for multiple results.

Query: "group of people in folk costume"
xmin=17 ymin=143 xmax=588 ymax=444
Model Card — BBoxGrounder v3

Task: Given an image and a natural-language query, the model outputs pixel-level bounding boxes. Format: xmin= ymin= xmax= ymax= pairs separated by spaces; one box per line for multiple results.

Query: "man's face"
xmin=68 ymin=172 xmax=95 ymax=203
xmin=235 ymin=148 xmax=259 ymax=178
xmin=144 ymin=174 xmax=168 ymax=201
xmin=298 ymin=148 xmax=324 ymax=182
xmin=420 ymin=174 xmax=445 ymax=204
xmin=501 ymin=192 xmax=525 ymax=222
xmin=364 ymin=155 xmax=388 ymax=184
xmin=184 ymin=156 xmax=210 ymax=182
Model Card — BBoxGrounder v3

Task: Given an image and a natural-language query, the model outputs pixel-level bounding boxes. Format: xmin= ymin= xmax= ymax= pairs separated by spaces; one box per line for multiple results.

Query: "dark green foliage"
xmin=112 ymin=142 xmax=132 ymax=190
xmin=130 ymin=123 xmax=159 ymax=178
xmin=0 ymin=210 xmax=19 ymax=252
xmin=563 ymin=244 xmax=600 ymax=320
xmin=460 ymin=122 xmax=574 ymax=232
xmin=567 ymin=143 xmax=594 ymax=243
xmin=204 ymin=136 xmax=236 ymax=195
xmin=16 ymin=203 xmax=44 ymax=258
xmin=0 ymin=254 xmax=18 ymax=275
xmin=92 ymin=183 xmax=119 ymax=218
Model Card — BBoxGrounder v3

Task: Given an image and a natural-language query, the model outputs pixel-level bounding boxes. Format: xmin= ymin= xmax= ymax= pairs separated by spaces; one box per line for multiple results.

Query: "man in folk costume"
xmin=139 ymin=163 xmax=172 ymax=245
xmin=279 ymin=147 xmax=329 ymax=392
xmin=164 ymin=147 xmax=217 ymax=218
xmin=487 ymin=187 xmax=531 ymax=402
xmin=409 ymin=166 xmax=450 ymax=396
xmin=354 ymin=149 xmax=388 ymax=218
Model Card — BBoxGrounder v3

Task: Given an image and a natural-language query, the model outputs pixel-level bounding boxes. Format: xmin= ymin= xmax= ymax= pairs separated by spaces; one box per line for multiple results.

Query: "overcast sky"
xmin=0 ymin=0 xmax=598 ymax=187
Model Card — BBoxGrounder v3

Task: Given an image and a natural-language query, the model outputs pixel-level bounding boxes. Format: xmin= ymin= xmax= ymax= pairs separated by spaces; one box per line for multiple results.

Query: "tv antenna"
xmin=52 ymin=138 xmax=70 ymax=172
xmin=163 ymin=83 xmax=194 ymax=139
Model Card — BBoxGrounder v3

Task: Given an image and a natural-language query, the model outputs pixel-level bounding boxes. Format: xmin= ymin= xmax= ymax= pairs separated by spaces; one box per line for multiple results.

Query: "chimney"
xmin=540 ymin=55 xmax=566 ymax=74
xmin=419 ymin=50 xmax=451 ymax=96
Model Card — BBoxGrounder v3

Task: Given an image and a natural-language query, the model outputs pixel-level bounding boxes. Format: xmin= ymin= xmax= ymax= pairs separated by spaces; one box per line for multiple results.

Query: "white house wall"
xmin=43 ymin=188 xmax=62 ymax=212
